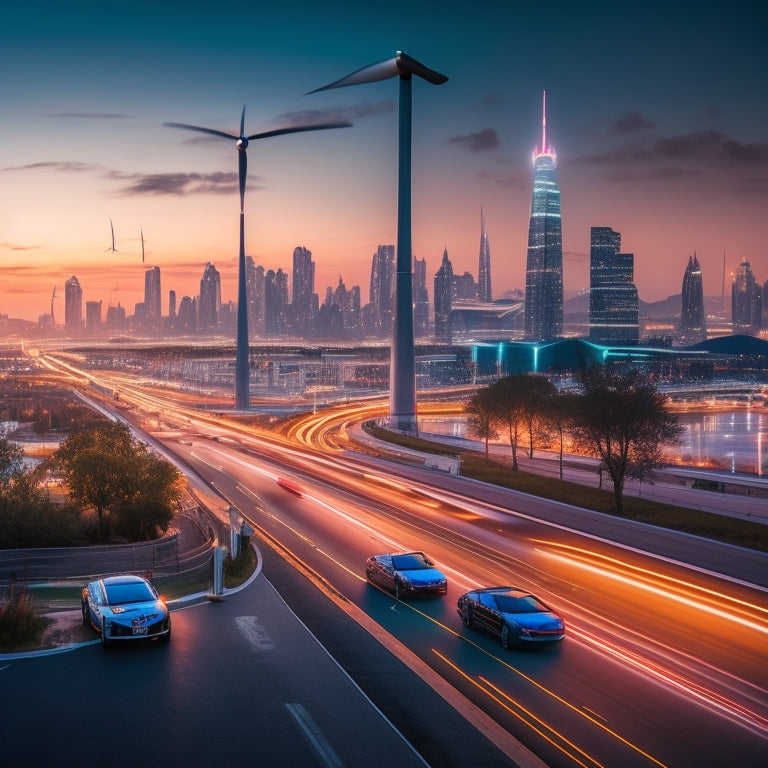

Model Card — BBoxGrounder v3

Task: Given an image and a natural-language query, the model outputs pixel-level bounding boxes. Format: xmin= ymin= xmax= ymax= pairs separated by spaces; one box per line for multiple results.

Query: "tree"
xmin=0 ymin=438 xmax=24 ymax=489
xmin=520 ymin=375 xmax=557 ymax=459
xmin=55 ymin=421 xmax=183 ymax=542
xmin=571 ymin=367 xmax=680 ymax=516
xmin=465 ymin=388 xmax=498 ymax=458
xmin=485 ymin=375 xmax=534 ymax=471
xmin=545 ymin=390 xmax=579 ymax=480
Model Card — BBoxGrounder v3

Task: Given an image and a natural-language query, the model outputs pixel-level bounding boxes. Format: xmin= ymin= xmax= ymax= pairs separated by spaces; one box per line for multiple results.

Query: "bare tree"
xmin=571 ymin=367 xmax=679 ymax=515
xmin=545 ymin=390 xmax=579 ymax=480
xmin=466 ymin=388 xmax=498 ymax=458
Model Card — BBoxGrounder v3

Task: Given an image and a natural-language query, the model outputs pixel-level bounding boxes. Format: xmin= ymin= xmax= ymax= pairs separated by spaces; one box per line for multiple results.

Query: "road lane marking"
xmin=235 ymin=616 xmax=274 ymax=651
xmin=284 ymin=702 xmax=344 ymax=768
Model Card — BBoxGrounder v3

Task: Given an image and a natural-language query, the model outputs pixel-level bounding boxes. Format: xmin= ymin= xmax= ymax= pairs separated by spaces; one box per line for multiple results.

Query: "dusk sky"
xmin=1 ymin=1 xmax=766 ymax=323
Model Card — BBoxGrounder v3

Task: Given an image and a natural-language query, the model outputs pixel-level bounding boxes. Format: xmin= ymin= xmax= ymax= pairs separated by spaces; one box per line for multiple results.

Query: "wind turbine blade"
xmin=163 ymin=122 xmax=238 ymax=141
xmin=240 ymin=106 xmax=246 ymax=137
xmin=307 ymin=57 xmax=401 ymax=93
xmin=395 ymin=52 xmax=449 ymax=85
xmin=247 ymin=122 xmax=351 ymax=141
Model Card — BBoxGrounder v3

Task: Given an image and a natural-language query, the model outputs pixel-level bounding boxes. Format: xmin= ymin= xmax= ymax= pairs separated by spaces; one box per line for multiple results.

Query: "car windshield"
xmin=104 ymin=582 xmax=155 ymax=605
xmin=391 ymin=553 xmax=430 ymax=570
xmin=494 ymin=594 xmax=547 ymax=614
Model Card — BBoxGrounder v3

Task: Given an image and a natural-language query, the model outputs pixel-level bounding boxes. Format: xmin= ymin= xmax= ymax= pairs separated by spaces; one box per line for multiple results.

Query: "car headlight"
xmin=111 ymin=606 xmax=125 ymax=614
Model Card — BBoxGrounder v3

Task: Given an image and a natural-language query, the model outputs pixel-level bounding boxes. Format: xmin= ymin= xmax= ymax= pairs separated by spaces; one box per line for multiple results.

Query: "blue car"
xmin=457 ymin=586 xmax=565 ymax=649
xmin=366 ymin=551 xmax=448 ymax=598
xmin=82 ymin=574 xmax=171 ymax=648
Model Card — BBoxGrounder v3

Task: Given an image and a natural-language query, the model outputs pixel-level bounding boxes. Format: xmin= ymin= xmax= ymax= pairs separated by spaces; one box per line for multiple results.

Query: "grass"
xmin=365 ymin=424 xmax=768 ymax=554
xmin=223 ymin=541 xmax=257 ymax=588
xmin=0 ymin=588 xmax=49 ymax=652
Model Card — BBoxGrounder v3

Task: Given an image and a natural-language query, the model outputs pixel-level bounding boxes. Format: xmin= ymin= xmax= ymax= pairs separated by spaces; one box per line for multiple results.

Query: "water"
xmin=672 ymin=408 xmax=767 ymax=475
xmin=419 ymin=407 xmax=768 ymax=476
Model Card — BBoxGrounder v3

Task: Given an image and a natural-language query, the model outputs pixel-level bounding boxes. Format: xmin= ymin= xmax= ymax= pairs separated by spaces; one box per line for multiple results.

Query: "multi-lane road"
xmin=22 ymin=353 xmax=768 ymax=767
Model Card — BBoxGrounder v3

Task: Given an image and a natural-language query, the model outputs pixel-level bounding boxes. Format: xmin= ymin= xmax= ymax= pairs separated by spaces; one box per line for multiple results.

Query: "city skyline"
xmin=1 ymin=1 xmax=766 ymax=323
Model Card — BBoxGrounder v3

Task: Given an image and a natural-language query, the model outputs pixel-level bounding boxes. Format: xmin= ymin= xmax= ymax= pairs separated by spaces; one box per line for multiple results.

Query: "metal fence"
xmin=0 ymin=515 xmax=215 ymax=587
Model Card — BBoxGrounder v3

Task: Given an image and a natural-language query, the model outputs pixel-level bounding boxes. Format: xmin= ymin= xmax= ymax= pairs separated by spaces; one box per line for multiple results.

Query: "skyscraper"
xmin=680 ymin=253 xmax=706 ymax=344
xmin=477 ymin=207 xmax=492 ymax=303
xmin=732 ymin=261 xmax=762 ymax=332
xmin=524 ymin=92 xmax=563 ymax=341
xmin=412 ymin=256 xmax=430 ymax=337
xmin=246 ymin=257 xmax=266 ymax=337
xmin=265 ymin=268 xmax=289 ymax=335
xmin=291 ymin=246 xmax=316 ymax=336
xmin=198 ymin=262 xmax=221 ymax=332
xmin=588 ymin=227 xmax=639 ymax=345
xmin=144 ymin=266 xmax=161 ymax=330
xmin=369 ymin=244 xmax=395 ymax=336
xmin=85 ymin=300 xmax=102 ymax=334
xmin=64 ymin=275 xmax=83 ymax=333
xmin=433 ymin=248 xmax=454 ymax=342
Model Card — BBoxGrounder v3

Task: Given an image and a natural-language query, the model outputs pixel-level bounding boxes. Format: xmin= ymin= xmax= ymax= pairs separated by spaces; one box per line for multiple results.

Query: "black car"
xmin=82 ymin=574 xmax=171 ymax=648
xmin=365 ymin=551 xmax=448 ymax=598
xmin=457 ymin=586 xmax=565 ymax=649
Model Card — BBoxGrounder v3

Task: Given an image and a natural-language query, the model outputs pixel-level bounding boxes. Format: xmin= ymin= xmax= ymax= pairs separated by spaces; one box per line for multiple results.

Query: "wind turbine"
xmin=140 ymin=229 xmax=147 ymax=263
xmin=309 ymin=52 xmax=448 ymax=433
xmin=164 ymin=107 xmax=351 ymax=410
xmin=50 ymin=287 xmax=59 ymax=326
xmin=106 ymin=219 xmax=118 ymax=253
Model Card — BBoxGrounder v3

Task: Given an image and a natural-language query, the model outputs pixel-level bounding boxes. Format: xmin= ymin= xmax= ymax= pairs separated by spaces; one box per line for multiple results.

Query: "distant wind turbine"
xmin=309 ymin=52 xmax=448 ymax=432
xmin=106 ymin=219 xmax=118 ymax=253
xmin=164 ymin=107 xmax=351 ymax=410
xmin=51 ymin=286 xmax=59 ymax=326
xmin=141 ymin=229 xmax=146 ymax=263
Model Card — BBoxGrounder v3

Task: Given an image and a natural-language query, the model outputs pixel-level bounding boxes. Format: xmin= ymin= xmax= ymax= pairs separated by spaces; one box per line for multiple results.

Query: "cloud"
xmin=275 ymin=101 xmax=395 ymax=126
xmin=0 ymin=242 xmax=42 ymax=252
xmin=44 ymin=112 xmax=131 ymax=119
xmin=0 ymin=161 xmax=97 ymax=173
xmin=448 ymin=128 xmax=500 ymax=152
xmin=109 ymin=170 xmax=240 ymax=196
xmin=610 ymin=112 xmax=654 ymax=135
xmin=571 ymin=130 xmax=768 ymax=186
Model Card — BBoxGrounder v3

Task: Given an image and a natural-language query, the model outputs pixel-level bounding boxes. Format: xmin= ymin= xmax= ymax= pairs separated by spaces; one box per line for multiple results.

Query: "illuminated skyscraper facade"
xmin=680 ymin=253 xmax=706 ymax=344
xmin=524 ymin=92 xmax=563 ymax=341
xmin=477 ymin=208 xmax=492 ymax=303
xmin=589 ymin=227 xmax=639 ymax=345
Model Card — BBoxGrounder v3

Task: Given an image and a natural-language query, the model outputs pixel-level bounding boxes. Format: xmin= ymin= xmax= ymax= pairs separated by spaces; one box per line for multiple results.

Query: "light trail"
xmin=535 ymin=542 xmax=768 ymax=636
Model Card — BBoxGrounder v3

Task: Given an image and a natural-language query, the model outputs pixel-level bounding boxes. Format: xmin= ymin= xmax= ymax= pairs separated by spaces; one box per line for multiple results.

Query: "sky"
xmin=1 ymin=1 xmax=766 ymax=323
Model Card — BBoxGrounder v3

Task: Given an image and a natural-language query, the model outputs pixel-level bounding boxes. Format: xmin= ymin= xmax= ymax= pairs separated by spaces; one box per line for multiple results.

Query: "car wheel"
xmin=163 ymin=620 xmax=172 ymax=642
xmin=100 ymin=619 xmax=111 ymax=649
xmin=394 ymin=579 xmax=402 ymax=599
xmin=501 ymin=623 xmax=519 ymax=650
xmin=460 ymin=604 xmax=474 ymax=628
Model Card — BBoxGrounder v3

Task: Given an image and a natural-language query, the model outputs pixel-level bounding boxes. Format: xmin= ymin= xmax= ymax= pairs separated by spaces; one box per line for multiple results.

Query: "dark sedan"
xmin=82 ymin=574 xmax=171 ymax=648
xmin=457 ymin=586 xmax=565 ymax=649
xmin=366 ymin=551 xmax=448 ymax=598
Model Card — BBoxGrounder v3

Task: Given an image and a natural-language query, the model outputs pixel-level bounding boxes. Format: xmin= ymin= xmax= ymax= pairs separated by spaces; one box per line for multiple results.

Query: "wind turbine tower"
xmin=165 ymin=108 xmax=350 ymax=410
xmin=310 ymin=51 xmax=448 ymax=433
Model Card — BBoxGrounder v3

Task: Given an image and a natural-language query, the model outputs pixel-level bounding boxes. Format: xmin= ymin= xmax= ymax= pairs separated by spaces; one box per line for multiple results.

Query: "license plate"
xmin=132 ymin=626 xmax=148 ymax=636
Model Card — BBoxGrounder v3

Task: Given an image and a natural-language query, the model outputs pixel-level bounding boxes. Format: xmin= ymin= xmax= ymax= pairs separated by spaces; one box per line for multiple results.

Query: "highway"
xmin=32 ymin=353 xmax=768 ymax=767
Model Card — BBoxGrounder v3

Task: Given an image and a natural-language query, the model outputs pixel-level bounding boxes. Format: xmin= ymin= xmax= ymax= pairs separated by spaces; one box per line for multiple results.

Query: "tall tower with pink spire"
xmin=524 ymin=91 xmax=564 ymax=340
